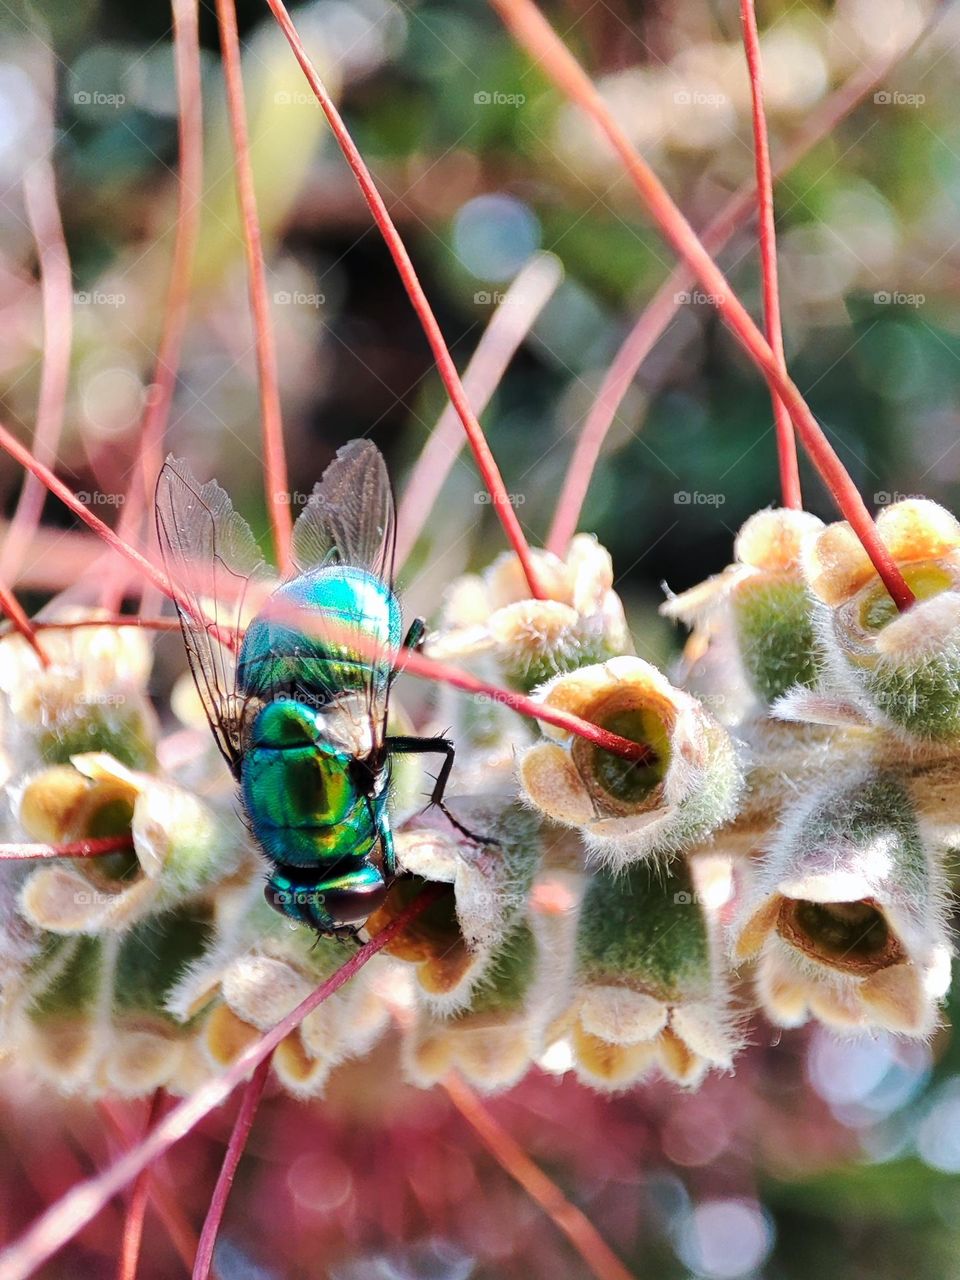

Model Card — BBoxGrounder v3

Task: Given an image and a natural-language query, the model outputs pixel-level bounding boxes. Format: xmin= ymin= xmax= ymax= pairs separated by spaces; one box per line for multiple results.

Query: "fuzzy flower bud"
xmin=167 ymin=882 xmax=392 ymax=1098
xmin=732 ymin=772 xmax=952 ymax=1036
xmin=662 ymin=508 xmax=824 ymax=711
xmin=369 ymin=798 xmax=543 ymax=1011
xmin=558 ymin=859 xmax=739 ymax=1090
xmin=0 ymin=613 xmax=157 ymax=771
xmin=432 ymin=536 xmax=631 ymax=693
xmin=802 ymin=500 xmax=960 ymax=740
xmin=519 ymin=657 xmax=741 ymax=867
xmin=5 ymin=909 xmax=212 ymax=1094
xmin=17 ymin=754 xmax=245 ymax=933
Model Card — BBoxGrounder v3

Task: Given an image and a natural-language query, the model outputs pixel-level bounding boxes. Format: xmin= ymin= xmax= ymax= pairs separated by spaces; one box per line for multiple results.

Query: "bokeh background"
xmin=1 ymin=0 xmax=960 ymax=1276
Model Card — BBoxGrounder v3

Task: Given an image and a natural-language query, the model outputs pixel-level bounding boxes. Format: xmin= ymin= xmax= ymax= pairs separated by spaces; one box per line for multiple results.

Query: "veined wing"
xmin=290 ymin=440 xmax=399 ymax=752
xmin=291 ymin=439 xmax=396 ymax=585
xmin=156 ymin=457 xmax=270 ymax=775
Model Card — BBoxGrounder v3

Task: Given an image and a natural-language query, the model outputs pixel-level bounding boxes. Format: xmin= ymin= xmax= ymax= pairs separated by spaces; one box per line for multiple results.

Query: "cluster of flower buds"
xmin=0 ymin=500 xmax=957 ymax=1101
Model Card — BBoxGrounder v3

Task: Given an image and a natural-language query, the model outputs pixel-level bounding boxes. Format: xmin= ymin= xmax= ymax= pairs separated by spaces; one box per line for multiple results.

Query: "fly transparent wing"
xmin=290 ymin=439 xmax=398 ymax=752
xmin=156 ymin=457 xmax=270 ymax=773
xmin=291 ymin=439 xmax=396 ymax=584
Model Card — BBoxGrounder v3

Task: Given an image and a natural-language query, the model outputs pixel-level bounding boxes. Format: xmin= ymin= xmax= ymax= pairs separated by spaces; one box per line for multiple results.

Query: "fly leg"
xmin=386 ymin=735 xmax=499 ymax=845
xmin=403 ymin=617 xmax=427 ymax=651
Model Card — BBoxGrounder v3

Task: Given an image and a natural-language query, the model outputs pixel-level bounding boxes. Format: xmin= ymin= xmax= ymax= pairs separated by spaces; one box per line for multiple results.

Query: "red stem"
xmin=0 ymin=582 xmax=48 ymax=666
xmin=126 ymin=0 xmax=204 ymax=561
xmin=739 ymin=0 xmax=800 ymax=510
xmin=117 ymin=1090 xmax=166 ymax=1280
xmin=444 ymin=1074 xmax=636 ymax=1280
xmin=215 ymin=0 xmax=293 ymax=575
xmin=0 ymin=886 xmax=443 ymax=1280
xmin=0 ymin=837 xmax=134 ymax=861
xmin=192 ymin=1054 xmax=272 ymax=1280
xmin=493 ymin=0 xmax=914 ymax=612
xmin=0 ymin=162 xmax=73 ymax=582
xmin=99 ymin=1102 xmax=202 ymax=1277
xmin=263 ymin=0 xmax=548 ymax=600
xmin=396 ymin=645 xmax=649 ymax=760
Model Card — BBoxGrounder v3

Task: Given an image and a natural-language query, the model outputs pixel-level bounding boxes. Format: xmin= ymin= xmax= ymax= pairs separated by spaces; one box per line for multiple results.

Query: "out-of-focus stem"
xmin=396 ymin=253 xmax=563 ymax=567
xmin=117 ymin=1090 xmax=166 ymax=1280
xmin=0 ymin=162 xmax=73 ymax=583
xmin=739 ymin=0 xmax=800 ymax=509
xmin=215 ymin=0 xmax=293 ymax=575
xmin=444 ymin=1074 xmax=636 ymax=1280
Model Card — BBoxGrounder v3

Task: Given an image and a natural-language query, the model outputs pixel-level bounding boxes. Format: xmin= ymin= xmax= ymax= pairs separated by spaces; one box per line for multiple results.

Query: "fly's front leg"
xmin=386 ymin=735 xmax=499 ymax=845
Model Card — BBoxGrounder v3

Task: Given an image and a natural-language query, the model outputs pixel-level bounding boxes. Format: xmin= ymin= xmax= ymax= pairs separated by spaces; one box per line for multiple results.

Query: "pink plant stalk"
xmin=215 ymin=0 xmax=293 ymax=575
xmin=545 ymin=22 xmax=931 ymax=554
xmin=739 ymin=0 xmax=801 ymax=509
xmin=192 ymin=1056 xmax=273 ymax=1280
xmin=444 ymin=1074 xmax=636 ymax=1280
xmin=0 ymin=161 xmax=73 ymax=583
xmin=547 ymin=17 xmax=947 ymax=552
xmin=117 ymin=1090 xmax=166 ymax=1280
